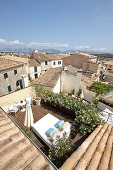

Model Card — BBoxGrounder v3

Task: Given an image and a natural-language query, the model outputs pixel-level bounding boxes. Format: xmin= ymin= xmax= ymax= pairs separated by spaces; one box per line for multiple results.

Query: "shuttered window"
xmin=8 ymin=85 xmax=11 ymax=92
xmin=4 ymin=73 xmax=8 ymax=79
xmin=14 ymin=70 xmax=17 ymax=75
xmin=34 ymin=66 xmax=37 ymax=72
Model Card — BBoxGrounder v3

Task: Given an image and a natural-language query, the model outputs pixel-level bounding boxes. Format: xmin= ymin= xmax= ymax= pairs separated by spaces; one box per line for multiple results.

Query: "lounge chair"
xmin=32 ymin=113 xmax=71 ymax=147
xmin=8 ymin=105 xmax=19 ymax=116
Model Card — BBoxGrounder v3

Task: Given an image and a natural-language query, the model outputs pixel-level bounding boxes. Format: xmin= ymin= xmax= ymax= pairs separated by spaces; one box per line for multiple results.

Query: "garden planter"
xmin=43 ymin=100 xmax=75 ymax=118
xmin=35 ymin=97 xmax=41 ymax=105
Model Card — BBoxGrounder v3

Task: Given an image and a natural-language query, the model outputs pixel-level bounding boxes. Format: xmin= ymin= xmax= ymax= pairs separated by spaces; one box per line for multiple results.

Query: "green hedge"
xmin=89 ymin=81 xmax=113 ymax=95
xmin=44 ymin=91 xmax=104 ymax=134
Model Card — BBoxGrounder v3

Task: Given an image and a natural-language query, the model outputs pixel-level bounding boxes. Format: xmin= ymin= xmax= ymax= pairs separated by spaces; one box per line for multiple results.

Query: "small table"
xmin=18 ymin=101 xmax=26 ymax=110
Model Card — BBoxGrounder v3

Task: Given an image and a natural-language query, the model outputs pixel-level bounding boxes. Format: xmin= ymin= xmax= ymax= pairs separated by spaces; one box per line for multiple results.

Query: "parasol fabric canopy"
xmin=24 ymin=104 xmax=34 ymax=128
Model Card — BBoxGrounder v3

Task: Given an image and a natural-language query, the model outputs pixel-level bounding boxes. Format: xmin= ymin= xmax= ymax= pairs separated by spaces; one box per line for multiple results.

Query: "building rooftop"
xmin=81 ymin=74 xmax=94 ymax=87
xmin=0 ymin=57 xmax=24 ymax=71
xmin=33 ymin=67 xmax=62 ymax=88
xmin=28 ymin=59 xmax=41 ymax=67
xmin=46 ymin=53 xmax=69 ymax=60
xmin=104 ymin=61 xmax=113 ymax=66
xmin=60 ymin=123 xmax=113 ymax=170
xmin=0 ymin=108 xmax=54 ymax=170
xmin=0 ymin=55 xmax=27 ymax=64
xmin=33 ymin=52 xmax=51 ymax=62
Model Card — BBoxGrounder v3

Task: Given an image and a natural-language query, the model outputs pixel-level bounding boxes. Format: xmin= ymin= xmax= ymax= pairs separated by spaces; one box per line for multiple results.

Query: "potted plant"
xmin=35 ymin=96 xmax=41 ymax=105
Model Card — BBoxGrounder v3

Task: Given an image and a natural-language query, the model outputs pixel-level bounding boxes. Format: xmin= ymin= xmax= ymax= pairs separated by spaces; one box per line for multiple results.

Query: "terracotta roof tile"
xmin=60 ymin=123 xmax=113 ymax=170
xmin=0 ymin=57 xmax=24 ymax=71
xmin=28 ymin=59 xmax=41 ymax=67
xmin=0 ymin=55 xmax=27 ymax=64
xmin=33 ymin=67 xmax=61 ymax=88
xmin=0 ymin=108 xmax=55 ymax=170
xmin=104 ymin=61 xmax=113 ymax=66
xmin=46 ymin=54 xmax=69 ymax=60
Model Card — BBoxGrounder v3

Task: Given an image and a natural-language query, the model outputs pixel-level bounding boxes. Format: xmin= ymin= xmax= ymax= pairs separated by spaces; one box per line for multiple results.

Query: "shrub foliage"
xmin=49 ymin=133 xmax=75 ymax=168
xmin=43 ymin=91 xmax=104 ymax=134
xmin=89 ymin=81 xmax=113 ymax=95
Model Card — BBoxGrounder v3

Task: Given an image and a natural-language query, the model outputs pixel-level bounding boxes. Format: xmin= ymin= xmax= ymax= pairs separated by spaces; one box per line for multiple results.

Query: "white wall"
xmin=61 ymin=70 xmax=82 ymax=94
xmin=53 ymin=77 xmax=60 ymax=93
xmin=28 ymin=66 xmax=41 ymax=80
xmin=51 ymin=60 xmax=62 ymax=68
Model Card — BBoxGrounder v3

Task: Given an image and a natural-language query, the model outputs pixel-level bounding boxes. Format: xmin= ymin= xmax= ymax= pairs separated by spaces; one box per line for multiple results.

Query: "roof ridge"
xmin=59 ymin=125 xmax=103 ymax=170
xmin=0 ymin=138 xmax=27 ymax=157
xmin=21 ymin=153 xmax=39 ymax=169
xmin=98 ymin=126 xmax=113 ymax=170
xmin=0 ymin=138 xmax=31 ymax=167
xmin=0 ymin=126 xmax=18 ymax=135
xmin=0 ymin=121 xmax=13 ymax=128
xmin=0 ymin=126 xmax=19 ymax=142
xmin=1 ymin=145 xmax=36 ymax=170
xmin=74 ymin=123 xmax=109 ymax=170
xmin=0 ymin=131 xmax=21 ymax=148
xmin=0 ymin=132 xmax=25 ymax=154
xmin=86 ymin=124 xmax=112 ymax=170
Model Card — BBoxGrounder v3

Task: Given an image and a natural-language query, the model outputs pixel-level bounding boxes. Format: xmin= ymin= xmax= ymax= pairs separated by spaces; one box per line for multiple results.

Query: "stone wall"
xmin=0 ymin=86 xmax=36 ymax=107
xmin=97 ymin=101 xmax=113 ymax=112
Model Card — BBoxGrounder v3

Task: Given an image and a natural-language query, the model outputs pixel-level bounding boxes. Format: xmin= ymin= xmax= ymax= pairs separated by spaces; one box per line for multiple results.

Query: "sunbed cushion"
xmin=58 ymin=122 xmax=69 ymax=131
xmin=48 ymin=131 xmax=61 ymax=142
xmin=45 ymin=128 xmax=57 ymax=137
xmin=54 ymin=120 xmax=64 ymax=128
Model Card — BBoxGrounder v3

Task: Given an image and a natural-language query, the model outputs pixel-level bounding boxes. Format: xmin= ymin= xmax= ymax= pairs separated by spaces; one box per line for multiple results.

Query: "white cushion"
xmin=48 ymin=131 xmax=61 ymax=142
xmin=58 ymin=122 xmax=69 ymax=131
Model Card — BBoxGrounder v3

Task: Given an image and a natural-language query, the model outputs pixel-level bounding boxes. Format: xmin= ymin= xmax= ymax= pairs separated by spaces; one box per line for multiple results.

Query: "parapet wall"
xmin=0 ymin=86 xmax=36 ymax=107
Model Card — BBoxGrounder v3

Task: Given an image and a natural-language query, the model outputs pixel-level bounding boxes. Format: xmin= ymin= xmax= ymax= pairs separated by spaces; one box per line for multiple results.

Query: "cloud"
xmin=0 ymin=38 xmax=24 ymax=45
xmin=74 ymin=45 xmax=90 ymax=50
xmin=0 ymin=38 xmax=69 ymax=48
xmin=91 ymin=47 xmax=107 ymax=51
xmin=28 ymin=42 xmax=69 ymax=47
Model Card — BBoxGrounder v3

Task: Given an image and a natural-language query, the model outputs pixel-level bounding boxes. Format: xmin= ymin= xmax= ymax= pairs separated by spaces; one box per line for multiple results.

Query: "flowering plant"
xmin=22 ymin=128 xmax=32 ymax=139
xmin=49 ymin=133 xmax=75 ymax=168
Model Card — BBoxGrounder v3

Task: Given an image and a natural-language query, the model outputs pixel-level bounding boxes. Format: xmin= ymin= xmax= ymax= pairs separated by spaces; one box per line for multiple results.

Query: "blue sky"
xmin=0 ymin=0 xmax=113 ymax=52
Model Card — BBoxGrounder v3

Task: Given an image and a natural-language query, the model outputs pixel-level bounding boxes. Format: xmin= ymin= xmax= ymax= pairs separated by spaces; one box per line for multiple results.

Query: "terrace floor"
xmin=9 ymin=103 xmax=88 ymax=156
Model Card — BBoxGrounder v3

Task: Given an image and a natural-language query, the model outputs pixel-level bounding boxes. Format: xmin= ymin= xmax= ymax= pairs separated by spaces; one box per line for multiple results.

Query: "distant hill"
xmin=0 ymin=48 xmax=61 ymax=54
xmin=0 ymin=48 xmax=34 ymax=53
xmin=40 ymin=49 xmax=61 ymax=54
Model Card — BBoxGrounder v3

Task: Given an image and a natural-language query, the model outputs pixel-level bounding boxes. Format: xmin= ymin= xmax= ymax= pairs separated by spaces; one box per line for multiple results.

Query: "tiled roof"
xmin=28 ymin=59 xmax=41 ymax=67
xmin=0 ymin=57 xmax=24 ymax=71
xmin=33 ymin=52 xmax=69 ymax=62
xmin=60 ymin=123 xmax=113 ymax=170
xmin=33 ymin=52 xmax=51 ymax=62
xmin=33 ymin=68 xmax=61 ymax=88
xmin=46 ymin=54 xmax=69 ymax=60
xmin=0 ymin=55 xmax=27 ymax=64
xmin=70 ymin=52 xmax=97 ymax=59
xmin=104 ymin=61 xmax=113 ymax=66
xmin=81 ymin=74 xmax=94 ymax=87
xmin=104 ymin=71 xmax=113 ymax=76
xmin=63 ymin=54 xmax=90 ymax=68
xmin=0 ymin=108 xmax=54 ymax=170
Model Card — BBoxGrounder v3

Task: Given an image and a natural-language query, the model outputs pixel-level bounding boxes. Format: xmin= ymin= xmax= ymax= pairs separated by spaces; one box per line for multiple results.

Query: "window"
xmin=45 ymin=61 xmax=48 ymax=65
xmin=34 ymin=66 xmax=37 ymax=72
xmin=53 ymin=62 xmax=56 ymax=65
xmin=4 ymin=73 xmax=8 ymax=79
xmin=8 ymin=85 xmax=11 ymax=92
xmin=14 ymin=69 xmax=17 ymax=75
xmin=58 ymin=61 xmax=61 ymax=65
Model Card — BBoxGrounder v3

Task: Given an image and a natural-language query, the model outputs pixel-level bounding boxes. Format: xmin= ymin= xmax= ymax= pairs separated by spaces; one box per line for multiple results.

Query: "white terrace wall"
xmin=0 ymin=86 xmax=36 ymax=107
xmin=97 ymin=101 xmax=113 ymax=112
xmin=83 ymin=89 xmax=96 ymax=102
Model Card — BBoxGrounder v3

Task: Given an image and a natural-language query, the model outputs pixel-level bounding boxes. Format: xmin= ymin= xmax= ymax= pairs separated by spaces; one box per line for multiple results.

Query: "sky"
xmin=0 ymin=0 xmax=113 ymax=52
